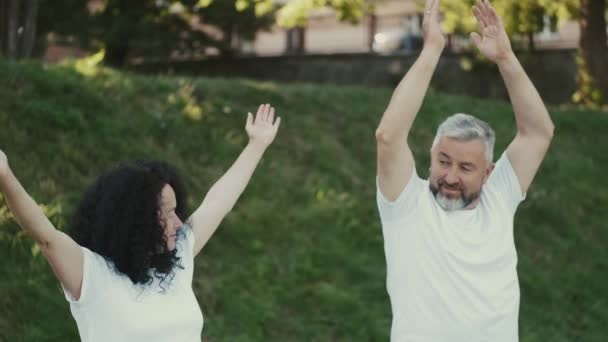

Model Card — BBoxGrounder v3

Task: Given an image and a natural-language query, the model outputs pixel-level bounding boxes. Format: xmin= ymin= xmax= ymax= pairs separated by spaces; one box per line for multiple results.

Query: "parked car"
xmin=372 ymin=30 xmax=423 ymax=54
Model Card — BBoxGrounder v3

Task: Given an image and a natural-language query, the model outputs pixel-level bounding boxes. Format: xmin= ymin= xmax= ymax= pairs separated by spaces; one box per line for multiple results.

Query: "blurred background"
xmin=0 ymin=0 xmax=607 ymax=341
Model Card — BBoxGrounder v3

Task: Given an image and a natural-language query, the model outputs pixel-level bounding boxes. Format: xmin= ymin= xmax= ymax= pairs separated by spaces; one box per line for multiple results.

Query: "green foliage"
xmin=199 ymin=0 xmax=275 ymax=42
xmin=0 ymin=59 xmax=607 ymax=341
xmin=232 ymin=0 xmax=276 ymax=17
xmin=441 ymin=0 xmax=578 ymax=37
xmin=276 ymin=0 xmax=377 ymax=28
xmin=37 ymin=0 xmax=275 ymax=66
xmin=441 ymin=0 xmax=479 ymax=35
xmin=440 ymin=0 xmax=604 ymax=107
xmin=573 ymin=51 xmax=605 ymax=107
xmin=271 ymin=0 xmax=581 ymax=37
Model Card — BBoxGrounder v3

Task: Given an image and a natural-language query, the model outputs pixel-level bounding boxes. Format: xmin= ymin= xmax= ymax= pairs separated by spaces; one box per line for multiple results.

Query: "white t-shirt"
xmin=63 ymin=225 xmax=204 ymax=342
xmin=377 ymin=153 xmax=525 ymax=342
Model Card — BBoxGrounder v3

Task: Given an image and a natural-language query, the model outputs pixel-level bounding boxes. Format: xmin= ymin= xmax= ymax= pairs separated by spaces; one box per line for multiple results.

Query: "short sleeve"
xmin=177 ymin=223 xmax=195 ymax=258
xmin=486 ymin=152 xmax=526 ymax=214
xmin=175 ymin=223 xmax=196 ymax=266
xmin=376 ymin=166 xmax=426 ymax=222
xmin=174 ymin=224 xmax=196 ymax=282
xmin=62 ymin=247 xmax=110 ymax=306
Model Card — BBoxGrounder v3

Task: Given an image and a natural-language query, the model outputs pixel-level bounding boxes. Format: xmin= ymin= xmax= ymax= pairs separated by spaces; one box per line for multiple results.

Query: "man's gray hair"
xmin=431 ymin=113 xmax=496 ymax=162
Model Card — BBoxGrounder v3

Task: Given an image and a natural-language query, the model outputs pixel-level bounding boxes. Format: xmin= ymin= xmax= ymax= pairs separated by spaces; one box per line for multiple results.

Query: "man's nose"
xmin=444 ymin=168 xmax=459 ymax=185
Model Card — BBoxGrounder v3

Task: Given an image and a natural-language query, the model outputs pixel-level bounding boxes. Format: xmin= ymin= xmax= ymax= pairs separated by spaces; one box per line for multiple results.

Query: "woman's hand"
xmin=246 ymin=104 xmax=281 ymax=149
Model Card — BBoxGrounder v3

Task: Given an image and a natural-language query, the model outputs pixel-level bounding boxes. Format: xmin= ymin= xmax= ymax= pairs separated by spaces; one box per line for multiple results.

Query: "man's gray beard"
xmin=430 ymin=184 xmax=480 ymax=211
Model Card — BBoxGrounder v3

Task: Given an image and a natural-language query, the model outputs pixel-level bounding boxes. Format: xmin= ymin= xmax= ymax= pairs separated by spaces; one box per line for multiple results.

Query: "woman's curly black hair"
xmin=70 ymin=160 xmax=188 ymax=285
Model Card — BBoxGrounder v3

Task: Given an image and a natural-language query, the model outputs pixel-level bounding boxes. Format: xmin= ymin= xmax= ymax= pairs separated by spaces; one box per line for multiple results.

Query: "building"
xmin=247 ymin=0 xmax=580 ymax=56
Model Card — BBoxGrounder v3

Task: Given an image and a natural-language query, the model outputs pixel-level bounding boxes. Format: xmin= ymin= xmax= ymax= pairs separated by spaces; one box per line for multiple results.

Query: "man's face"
xmin=429 ymin=137 xmax=494 ymax=211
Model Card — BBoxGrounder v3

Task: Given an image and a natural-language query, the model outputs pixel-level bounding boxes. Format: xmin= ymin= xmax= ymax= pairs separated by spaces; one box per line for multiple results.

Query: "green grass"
xmin=0 ymin=58 xmax=606 ymax=341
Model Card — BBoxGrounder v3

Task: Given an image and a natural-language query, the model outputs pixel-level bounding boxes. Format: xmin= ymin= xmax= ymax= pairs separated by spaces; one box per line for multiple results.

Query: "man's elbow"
xmin=375 ymin=128 xmax=387 ymax=144
xmin=375 ymin=127 xmax=400 ymax=146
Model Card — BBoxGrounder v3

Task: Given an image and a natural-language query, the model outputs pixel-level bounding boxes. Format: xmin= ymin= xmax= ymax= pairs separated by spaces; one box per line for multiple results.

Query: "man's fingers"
xmin=477 ymin=0 xmax=490 ymax=18
xmin=268 ymin=107 xmax=275 ymax=123
xmin=486 ymin=1 xmax=502 ymax=26
xmin=424 ymin=0 xmax=438 ymax=19
xmin=473 ymin=6 xmax=487 ymax=29
xmin=431 ymin=0 xmax=440 ymax=13
xmin=423 ymin=0 xmax=441 ymax=26
xmin=470 ymin=32 xmax=482 ymax=48
xmin=273 ymin=116 xmax=282 ymax=130
xmin=481 ymin=0 xmax=497 ymax=26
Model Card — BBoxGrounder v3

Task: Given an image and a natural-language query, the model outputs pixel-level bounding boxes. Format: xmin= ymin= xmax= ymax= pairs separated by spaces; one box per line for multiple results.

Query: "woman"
xmin=0 ymin=104 xmax=281 ymax=341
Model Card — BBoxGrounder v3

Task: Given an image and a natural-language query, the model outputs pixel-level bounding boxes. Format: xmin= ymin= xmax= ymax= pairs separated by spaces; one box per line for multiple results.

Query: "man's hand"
xmin=471 ymin=0 xmax=513 ymax=63
xmin=246 ymin=104 xmax=281 ymax=149
xmin=422 ymin=0 xmax=445 ymax=54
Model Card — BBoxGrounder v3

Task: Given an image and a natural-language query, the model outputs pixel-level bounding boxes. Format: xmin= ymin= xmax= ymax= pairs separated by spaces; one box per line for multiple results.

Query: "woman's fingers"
xmin=252 ymin=104 xmax=279 ymax=125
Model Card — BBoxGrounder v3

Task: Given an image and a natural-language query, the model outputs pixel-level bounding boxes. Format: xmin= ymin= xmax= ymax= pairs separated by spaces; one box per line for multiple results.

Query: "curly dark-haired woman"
xmin=0 ymin=104 xmax=281 ymax=341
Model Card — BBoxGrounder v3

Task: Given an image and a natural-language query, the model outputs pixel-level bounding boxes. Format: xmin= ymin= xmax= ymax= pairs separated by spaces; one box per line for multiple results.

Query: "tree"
xmin=442 ymin=0 xmax=556 ymax=51
xmin=441 ymin=0 xmax=607 ymax=105
xmin=82 ymin=1 xmax=205 ymax=66
xmin=21 ymin=0 xmax=39 ymax=57
xmin=196 ymin=0 xmax=275 ymax=53
xmin=0 ymin=0 xmax=40 ymax=59
xmin=574 ymin=0 xmax=608 ymax=105
xmin=274 ymin=0 xmax=607 ymax=105
xmin=35 ymin=0 xmax=90 ymax=56
xmin=275 ymin=0 xmax=377 ymax=28
xmin=18 ymin=0 xmax=275 ymax=66
xmin=90 ymin=0 xmax=275 ymax=65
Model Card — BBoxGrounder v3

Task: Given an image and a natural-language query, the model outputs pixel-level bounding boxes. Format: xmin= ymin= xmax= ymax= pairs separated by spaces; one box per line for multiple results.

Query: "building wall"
xmin=251 ymin=0 xmax=580 ymax=56
xmin=253 ymin=0 xmax=417 ymax=55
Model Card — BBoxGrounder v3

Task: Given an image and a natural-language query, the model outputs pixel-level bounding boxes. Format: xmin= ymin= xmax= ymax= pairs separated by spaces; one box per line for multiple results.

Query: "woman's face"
xmin=158 ymin=184 xmax=183 ymax=251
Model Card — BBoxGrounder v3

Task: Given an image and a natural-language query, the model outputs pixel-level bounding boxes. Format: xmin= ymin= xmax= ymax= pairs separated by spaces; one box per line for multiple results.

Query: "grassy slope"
xmin=0 ymin=59 xmax=606 ymax=341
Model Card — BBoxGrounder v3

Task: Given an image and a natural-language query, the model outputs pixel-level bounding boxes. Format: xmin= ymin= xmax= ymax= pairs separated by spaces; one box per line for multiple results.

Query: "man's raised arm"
xmin=376 ymin=0 xmax=445 ymax=201
xmin=471 ymin=0 xmax=554 ymax=194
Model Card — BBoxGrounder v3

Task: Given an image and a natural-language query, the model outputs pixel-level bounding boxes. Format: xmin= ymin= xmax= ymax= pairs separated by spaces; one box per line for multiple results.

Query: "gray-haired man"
xmin=375 ymin=0 xmax=554 ymax=341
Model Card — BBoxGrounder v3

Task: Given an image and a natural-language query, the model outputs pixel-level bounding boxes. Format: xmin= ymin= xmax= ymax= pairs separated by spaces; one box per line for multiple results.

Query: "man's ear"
xmin=482 ymin=162 xmax=496 ymax=184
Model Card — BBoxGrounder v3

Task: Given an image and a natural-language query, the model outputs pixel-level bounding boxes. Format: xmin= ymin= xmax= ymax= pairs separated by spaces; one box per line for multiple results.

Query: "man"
xmin=375 ymin=0 xmax=554 ymax=341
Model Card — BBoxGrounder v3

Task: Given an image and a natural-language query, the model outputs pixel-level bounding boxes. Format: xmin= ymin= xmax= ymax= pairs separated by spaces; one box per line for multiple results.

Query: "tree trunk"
xmin=6 ymin=0 xmax=19 ymax=59
xmin=527 ymin=31 xmax=535 ymax=51
xmin=0 ymin=0 xmax=6 ymax=56
xmin=296 ymin=26 xmax=306 ymax=54
xmin=576 ymin=0 xmax=608 ymax=105
xmin=446 ymin=34 xmax=453 ymax=52
xmin=104 ymin=44 xmax=130 ymax=67
xmin=19 ymin=0 xmax=38 ymax=58
xmin=368 ymin=12 xmax=377 ymax=52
